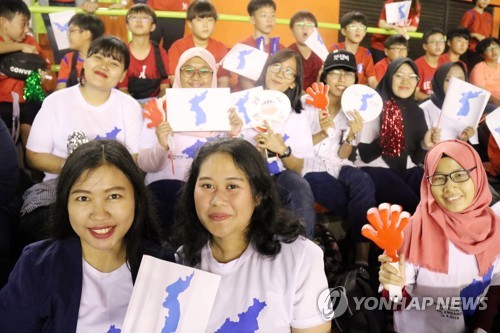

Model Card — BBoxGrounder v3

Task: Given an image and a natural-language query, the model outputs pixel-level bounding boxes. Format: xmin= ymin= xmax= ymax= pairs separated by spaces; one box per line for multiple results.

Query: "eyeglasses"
xmin=294 ymin=21 xmax=316 ymax=28
xmin=327 ymin=69 xmax=357 ymax=82
xmin=67 ymin=28 xmax=83 ymax=35
xmin=388 ymin=46 xmax=408 ymax=53
xmin=127 ymin=16 xmax=153 ymax=23
xmin=268 ymin=63 xmax=296 ymax=80
xmin=426 ymin=40 xmax=446 ymax=45
xmin=180 ymin=66 xmax=213 ymax=78
xmin=393 ymin=72 xmax=420 ymax=84
xmin=346 ymin=24 xmax=367 ymax=31
xmin=426 ymin=166 xmax=476 ymax=186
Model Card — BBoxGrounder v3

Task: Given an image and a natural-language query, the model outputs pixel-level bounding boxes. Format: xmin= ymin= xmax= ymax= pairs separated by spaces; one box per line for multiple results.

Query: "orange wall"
xmin=201 ymin=0 xmax=339 ymax=49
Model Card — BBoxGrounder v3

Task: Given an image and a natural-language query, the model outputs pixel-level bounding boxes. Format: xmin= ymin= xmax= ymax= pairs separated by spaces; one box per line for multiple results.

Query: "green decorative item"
xmin=23 ymin=71 xmax=46 ymax=102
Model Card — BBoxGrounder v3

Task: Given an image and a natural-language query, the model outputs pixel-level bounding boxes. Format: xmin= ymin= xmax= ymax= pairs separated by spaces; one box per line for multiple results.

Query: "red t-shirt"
xmin=117 ymin=42 xmax=170 ymax=97
xmin=460 ymin=9 xmax=493 ymax=51
xmin=370 ymin=0 xmax=421 ymax=51
xmin=288 ymin=43 xmax=323 ymax=90
xmin=0 ymin=35 xmax=49 ymax=103
xmin=488 ymin=135 xmax=500 ymax=176
xmin=438 ymin=53 xmax=468 ymax=70
xmin=329 ymin=42 xmax=375 ymax=85
xmin=57 ymin=51 xmax=84 ymax=84
xmin=147 ymin=0 xmax=188 ymax=11
xmin=168 ymin=35 xmax=229 ymax=78
xmin=374 ymin=58 xmax=390 ymax=81
xmin=414 ymin=56 xmax=445 ymax=96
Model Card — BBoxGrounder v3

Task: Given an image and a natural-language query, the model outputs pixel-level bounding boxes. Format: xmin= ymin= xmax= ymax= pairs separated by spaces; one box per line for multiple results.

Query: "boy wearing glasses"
xmin=168 ymin=1 xmax=229 ymax=88
xmin=118 ymin=4 xmax=170 ymax=100
xmin=329 ymin=11 xmax=378 ymax=88
xmin=414 ymin=28 xmax=446 ymax=101
xmin=55 ymin=13 xmax=104 ymax=90
xmin=374 ymin=34 xmax=408 ymax=81
xmin=287 ymin=10 xmax=323 ymax=90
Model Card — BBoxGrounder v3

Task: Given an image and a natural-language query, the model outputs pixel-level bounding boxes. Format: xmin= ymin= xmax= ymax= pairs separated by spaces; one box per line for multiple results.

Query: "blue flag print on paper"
xmin=317 ymin=33 xmax=324 ymax=45
xmin=95 ymin=127 xmax=121 ymax=140
xmin=107 ymin=325 xmax=121 ymax=333
xmin=398 ymin=3 xmax=407 ymax=20
xmin=161 ymin=272 xmax=195 ymax=333
xmin=189 ymin=90 xmax=208 ymax=126
xmin=460 ymin=265 xmax=493 ymax=317
xmin=237 ymin=49 xmax=254 ymax=70
xmin=359 ymin=93 xmax=375 ymax=112
xmin=457 ymin=91 xmax=482 ymax=117
xmin=215 ymin=298 xmax=267 ymax=333
xmin=182 ymin=139 xmax=206 ymax=159
xmin=54 ymin=21 xmax=69 ymax=32
xmin=236 ymin=92 xmax=251 ymax=124
xmin=495 ymin=127 xmax=500 ymax=134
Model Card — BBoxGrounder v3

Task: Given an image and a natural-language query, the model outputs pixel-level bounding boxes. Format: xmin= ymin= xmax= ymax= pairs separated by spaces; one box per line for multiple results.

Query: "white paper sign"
xmin=166 ymin=88 xmax=231 ymax=132
xmin=245 ymin=90 xmax=291 ymax=130
xmin=439 ymin=77 xmax=490 ymax=144
xmin=49 ymin=11 xmax=75 ymax=50
xmin=385 ymin=1 xmax=411 ymax=24
xmin=304 ymin=28 xmax=329 ymax=62
xmin=341 ymin=84 xmax=383 ymax=123
xmin=121 ymin=256 xmax=221 ymax=333
xmin=222 ymin=43 xmax=269 ymax=81
xmin=486 ymin=107 xmax=500 ymax=147
xmin=231 ymin=86 xmax=264 ymax=128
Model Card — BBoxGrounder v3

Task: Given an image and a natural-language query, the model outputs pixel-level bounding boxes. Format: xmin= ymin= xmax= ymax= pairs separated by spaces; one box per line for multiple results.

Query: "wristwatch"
xmin=278 ymin=146 xmax=292 ymax=159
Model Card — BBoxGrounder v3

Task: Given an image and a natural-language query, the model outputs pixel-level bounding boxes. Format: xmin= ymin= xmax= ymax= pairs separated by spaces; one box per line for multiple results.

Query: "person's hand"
xmin=144 ymin=99 xmax=165 ymax=129
xmin=379 ymin=253 xmax=406 ymax=290
xmin=21 ymin=43 xmax=38 ymax=54
xmin=80 ymin=0 xmax=99 ymax=13
xmin=109 ymin=1 xmax=127 ymax=9
xmin=155 ymin=121 xmax=173 ymax=150
xmin=346 ymin=110 xmax=363 ymax=137
xmin=423 ymin=127 xmax=440 ymax=149
xmin=459 ymin=126 xmax=475 ymax=142
xmin=319 ymin=111 xmax=334 ymax=136
xmin=255 ymin=120 xmax=287 ymax=155
xmin=305 ymin=82 xmax=330 ymax=110
xmin=362 ymin=203 xmax=411 ymax=262
xmin=228 ymin=107 xmax=243 ymax=137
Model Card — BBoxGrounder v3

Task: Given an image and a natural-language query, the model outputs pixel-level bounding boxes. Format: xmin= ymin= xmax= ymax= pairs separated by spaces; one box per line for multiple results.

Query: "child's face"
xmin=188 ymin=16 xmax=215 ymax=41
xmin=250 ymin=6 xmax=276 ymax=36
xmin=179 ymin=56 xmax=214 ymax=88
xmin=67 ymin=164 xmax=135 ymax=259
xmin=0 ymin=13 xmax=29 ymax=42
xmin=126 ymin=12 xmax=155 ymax=36
xmin=83 ymin=52 xmax=127 ymax=91
xmin=429 ymin=157 xmax=475 ymax=213
xmin=291 ymin=19 xmax=315 ymax=45
xmin=385 ymin=43 xmax=408 ymax=61
xmin=476 ymin=0 xmax=490 ymax=9
xmin=341 ymin=21 xmax=367 ymax=44
xmin=447 ymin=36 xmax=469 ymax=56
xmin=325 ymin=68 xmax=356 ymax=98
xmin=67 ymin=23 xmax=87 ymax=51
xmin=391 ymin=63 xmax=419 ymax=99
xmin=265 ymin=56 xmax=297 ymax=93
xmin=482 ymin=42 xmax=499 ymax=63
xmin=443 ymin=65 xmax=466 ymax=94
xmin=423 ymin=33 xmax=445 ymax=57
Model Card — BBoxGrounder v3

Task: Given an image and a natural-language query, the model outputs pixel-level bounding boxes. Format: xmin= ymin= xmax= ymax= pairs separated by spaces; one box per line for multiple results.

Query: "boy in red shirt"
xmin=0 ymin=0 xmax=50 ymax=148
xmin=287 ymin=10 xmax=323 ymax=90
xmin=168 ymin=0 xmax=229 ymax=87
xmin=439 ymin=27 xmax=470 ymax=68
xmin=330 ymin=11 xmax=377 ymax=88
xmin=414 ymin=28 xmax=446 ymax=101
xmin=373 ymin=34 xmax=408 ymax=81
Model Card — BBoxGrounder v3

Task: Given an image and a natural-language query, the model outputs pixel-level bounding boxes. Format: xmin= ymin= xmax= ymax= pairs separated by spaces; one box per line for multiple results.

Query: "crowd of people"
xmin=0 ymin=0 xmax=500 ymax=331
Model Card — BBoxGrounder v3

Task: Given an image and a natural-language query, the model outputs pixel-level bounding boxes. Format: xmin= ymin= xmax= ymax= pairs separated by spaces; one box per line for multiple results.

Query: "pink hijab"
xmin=401 ymin=140 xmax=500 ymax=275
xmin=172 ymin=47 xmax=218 ymax=89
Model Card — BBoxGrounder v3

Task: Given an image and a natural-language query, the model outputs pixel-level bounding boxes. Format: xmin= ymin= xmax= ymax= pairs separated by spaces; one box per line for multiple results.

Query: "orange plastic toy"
xmin=305 ymin=82 xmax=330 ymax=111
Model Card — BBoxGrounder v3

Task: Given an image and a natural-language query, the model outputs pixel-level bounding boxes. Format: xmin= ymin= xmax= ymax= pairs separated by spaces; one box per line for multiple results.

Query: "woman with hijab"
xmin=356 ymin=57 xmax=439 ymax=213
xmin=420 ymin=61 xmax=475 ymax=142
xmin=378 ymin=140 xmax=500 ymax=333
xmin=137 ymin=47 xmax=242 ymax=234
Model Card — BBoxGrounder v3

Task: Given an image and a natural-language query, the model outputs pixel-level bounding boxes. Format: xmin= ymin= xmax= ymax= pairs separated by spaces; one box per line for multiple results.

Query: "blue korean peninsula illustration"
xmin=189 ymin=90 xmax=208 ymax=126
xmin=457 ymin=91 xmax=482 ymax=117
xmin=215 ymin=298 xmax=267 ymax=333
xmin=161 ymin=272 xmax=195 ymax=333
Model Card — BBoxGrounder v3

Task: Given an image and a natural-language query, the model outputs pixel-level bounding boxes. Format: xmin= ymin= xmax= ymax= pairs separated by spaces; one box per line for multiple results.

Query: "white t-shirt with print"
xmin=76 ymin=260 xmax=133 ymax=333
xmin=198 ymin=237 xmax=328 ymax=332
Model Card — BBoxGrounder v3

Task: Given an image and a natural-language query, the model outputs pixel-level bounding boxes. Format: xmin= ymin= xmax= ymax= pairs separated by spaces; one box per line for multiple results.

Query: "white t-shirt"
xmin=198 ymin=237 xmax=328 ymax=332
xmin=302 ymin=99 xmax=353 ymax=178
xmin=27 ymin=85 xmax=143 ymax=181
xmin=394 ymin=241 xmax=500 ymax=333
xmin=76 ymin=260 xmax=133 ymax=333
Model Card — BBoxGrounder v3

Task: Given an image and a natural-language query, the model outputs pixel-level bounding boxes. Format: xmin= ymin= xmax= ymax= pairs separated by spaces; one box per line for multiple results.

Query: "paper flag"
xmin=385 ymin=1 xmax=411 ymax=24
xmin=49 ymin=11 xmax=76 ymax=50
xmin=121 ymin=256 xmax=221 ymax=333
xmin=486 ymin=107 xmax=500 ymax=147
xmin=222 ymin=43 xmax=269 ymax=81
xmin=439 ymin=77 xmax=490 ymax=144
xmin=230 ymin=86 xmax=264 ymax=128
xmin=304 ymin=28 xmax=329 ymax=62
xmin=166 ymin=88 xmax=231 ymax=132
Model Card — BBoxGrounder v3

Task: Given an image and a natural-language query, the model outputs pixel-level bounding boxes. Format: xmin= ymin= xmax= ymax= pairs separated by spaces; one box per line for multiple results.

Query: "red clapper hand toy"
xmin=305 ymin=82 xmax=330 ymax=116
xmin=362 ymin=203 xmax=411 ymax=302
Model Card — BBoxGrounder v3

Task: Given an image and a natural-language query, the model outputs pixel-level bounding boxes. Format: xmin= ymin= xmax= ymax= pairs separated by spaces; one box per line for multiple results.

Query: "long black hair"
xmin=47 ymin=140 xmax=163 ymax=276
xmin=256 ymin=49 xmax=304 ymax=113
xmin=173 ymin=138 xmax=305 ymax=266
